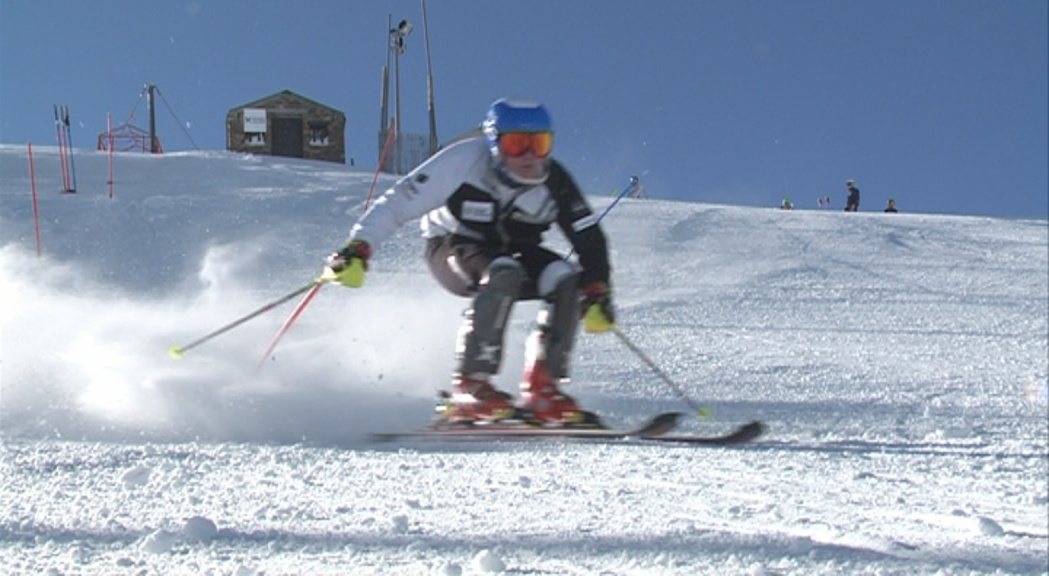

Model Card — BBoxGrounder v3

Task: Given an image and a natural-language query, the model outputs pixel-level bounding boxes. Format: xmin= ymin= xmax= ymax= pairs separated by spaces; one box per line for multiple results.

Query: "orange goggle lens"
xmin=498 ymin=132 xmax=554 ymax=158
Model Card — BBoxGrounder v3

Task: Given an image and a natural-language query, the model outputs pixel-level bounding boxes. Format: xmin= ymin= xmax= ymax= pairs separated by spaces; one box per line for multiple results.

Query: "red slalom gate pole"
xmin=253 ymin=280 xmax=325 ymax=372
xmin=364 ymin=118 xmax=397 ymax=209
xmin=254 ymin=120 xmax=399 ymax=372
xmin=28 ymin=143 xmax=41 ymax=257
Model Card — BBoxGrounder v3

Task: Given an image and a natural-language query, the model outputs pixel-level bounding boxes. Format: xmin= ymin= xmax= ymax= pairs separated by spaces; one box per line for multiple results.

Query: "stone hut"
xmin=226 ymin=90 xmax=346 ymax=164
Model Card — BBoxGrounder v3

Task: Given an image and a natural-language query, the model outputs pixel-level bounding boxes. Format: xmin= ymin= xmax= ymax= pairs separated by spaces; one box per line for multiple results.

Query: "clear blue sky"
xmin=1 ymin=0 xmax=1046 ymax=218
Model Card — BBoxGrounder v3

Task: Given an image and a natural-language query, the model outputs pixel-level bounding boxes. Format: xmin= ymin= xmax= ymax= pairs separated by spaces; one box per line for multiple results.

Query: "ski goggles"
xmin=497 ymin=131 xmax=554 ymax=158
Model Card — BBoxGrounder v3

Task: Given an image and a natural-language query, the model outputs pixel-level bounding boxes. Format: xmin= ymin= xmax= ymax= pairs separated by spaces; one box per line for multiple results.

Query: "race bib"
xmin=461 ymin=200 xmax=494 ymax=222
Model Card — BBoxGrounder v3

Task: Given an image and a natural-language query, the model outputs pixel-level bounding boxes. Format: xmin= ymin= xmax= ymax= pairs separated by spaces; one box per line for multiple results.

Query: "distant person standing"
xmin=781 ymin=197 xmax=793 ymax=210
xmin=884 ymin=198 xmax=898 ymax=213
xmin=626 ymin=175 xmax=647 ymax=199
xmin=844 ymin=180 xmax=860 ymax=212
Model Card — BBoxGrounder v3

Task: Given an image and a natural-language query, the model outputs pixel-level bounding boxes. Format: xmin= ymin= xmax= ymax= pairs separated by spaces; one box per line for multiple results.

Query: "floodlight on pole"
xmin=389 ymin=19 xmax=413 ymax=174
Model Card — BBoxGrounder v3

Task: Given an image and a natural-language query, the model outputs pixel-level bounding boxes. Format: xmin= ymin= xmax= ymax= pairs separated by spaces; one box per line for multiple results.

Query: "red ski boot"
xmin=442 ymin=373 xmax=515 ymax=423
xmin=518 ymin=360 xmax=586 ymax=425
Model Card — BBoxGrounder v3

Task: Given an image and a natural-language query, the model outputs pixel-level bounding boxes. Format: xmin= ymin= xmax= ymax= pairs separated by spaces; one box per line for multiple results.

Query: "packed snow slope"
xmin=1 ymin=145 xmax=1047 ymax=575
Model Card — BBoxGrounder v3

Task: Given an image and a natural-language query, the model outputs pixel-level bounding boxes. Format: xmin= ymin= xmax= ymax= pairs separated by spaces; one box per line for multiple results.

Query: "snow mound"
xmin=471 ymin=549 xmax=507 ymax=573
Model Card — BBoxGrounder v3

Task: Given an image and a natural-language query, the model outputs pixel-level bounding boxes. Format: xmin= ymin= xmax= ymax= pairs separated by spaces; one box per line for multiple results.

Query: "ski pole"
xmin=576 ymin=177 xmax=712 ymax=419
xmin=599 ymin=175 xmax=639 ymax=223
xmin=566 ymin=176 xmax=639 ymax=260
xmin=569 ymin=176 xmax=710 ymax=418
xmin=253 ymin=121 xmax=398 ymax=370
xmin=612 ymin=325 xmax=712 ymax=419
xmin=169 ymin=280 xmax=322 ymax=359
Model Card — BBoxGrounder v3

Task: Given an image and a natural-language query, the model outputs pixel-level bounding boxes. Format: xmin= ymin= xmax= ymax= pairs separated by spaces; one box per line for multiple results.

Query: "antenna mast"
xmin=379 ymin=15 xmax=391 ymax=169
xmin=422 ymin=0 xmax=438 ymax=155
xmin=147 ymin=84 xmax=160 ymax=154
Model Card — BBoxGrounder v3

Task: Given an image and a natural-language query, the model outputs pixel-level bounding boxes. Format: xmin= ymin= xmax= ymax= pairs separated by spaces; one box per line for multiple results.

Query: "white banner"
xmin=243 ymin=109 xmax=267 ymax=133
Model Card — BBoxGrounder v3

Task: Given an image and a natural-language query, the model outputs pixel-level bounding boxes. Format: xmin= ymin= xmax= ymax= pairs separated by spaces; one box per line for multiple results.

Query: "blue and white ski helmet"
xmin=482 ymin=98 xmax=553 ymax=185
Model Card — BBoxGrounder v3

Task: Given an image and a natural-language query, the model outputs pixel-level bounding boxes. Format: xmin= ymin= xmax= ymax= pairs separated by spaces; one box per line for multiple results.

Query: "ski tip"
xmin=735 ymin=420 xmax=767 ymax=442
xmin=638 ymin=412 xmax=684 ymax=436
xmin=167 ymin=346 xmax=185 ymax=360
xmin=656 ymin=412 xmax=684 ymax=427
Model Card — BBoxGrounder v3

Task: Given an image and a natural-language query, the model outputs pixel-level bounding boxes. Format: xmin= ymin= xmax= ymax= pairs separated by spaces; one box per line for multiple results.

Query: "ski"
xmin=371 ymin=411 xmax=683 ymax=443
xmin=637 ymin=420 xmax=766 ymax=445
xmin=372 ymin=416 xmax=765 ymax=446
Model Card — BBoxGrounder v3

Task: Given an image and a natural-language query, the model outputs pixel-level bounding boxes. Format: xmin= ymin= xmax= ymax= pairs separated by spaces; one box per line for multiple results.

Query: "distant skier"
xmin=884 ymin=198 xmax=898 ymax=213
xmin=627 ymin=176 xmax=647 ymax=199
xmin=844 ymin=180 xmax=860 ymax=212
xmin=781 ymin=197 xmax=794 ymax=210
xmin=322 ymin=98 xmax=615 ymax=425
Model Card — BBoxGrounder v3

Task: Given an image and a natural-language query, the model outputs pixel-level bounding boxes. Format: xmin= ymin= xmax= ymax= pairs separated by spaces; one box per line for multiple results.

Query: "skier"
xmin=884 ymin=198 xmax=898 ymax=213
xmin=322 ymin=98 xmax=616 ymax=425
xmin=844 ymin=180 xmax=860 ymax=212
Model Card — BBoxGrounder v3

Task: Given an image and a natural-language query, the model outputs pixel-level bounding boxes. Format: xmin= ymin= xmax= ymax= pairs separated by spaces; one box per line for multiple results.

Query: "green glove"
xmin=582 ymin=282 xmax=615 ymax=333
xmin=322 ymin=240 xmax=371 ymax=288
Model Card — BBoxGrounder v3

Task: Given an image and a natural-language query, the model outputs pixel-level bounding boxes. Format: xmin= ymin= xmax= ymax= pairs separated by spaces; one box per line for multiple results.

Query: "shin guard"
xmin=456 ymin=257 xmax=524 ymax=375
xmin=524 ymin=265 xmax=581 ymax=381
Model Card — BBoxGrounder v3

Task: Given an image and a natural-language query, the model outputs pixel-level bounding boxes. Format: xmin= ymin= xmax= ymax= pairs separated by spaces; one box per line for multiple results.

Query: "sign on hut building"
xmin=226 ymin=90 xmax=346 ymax=164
